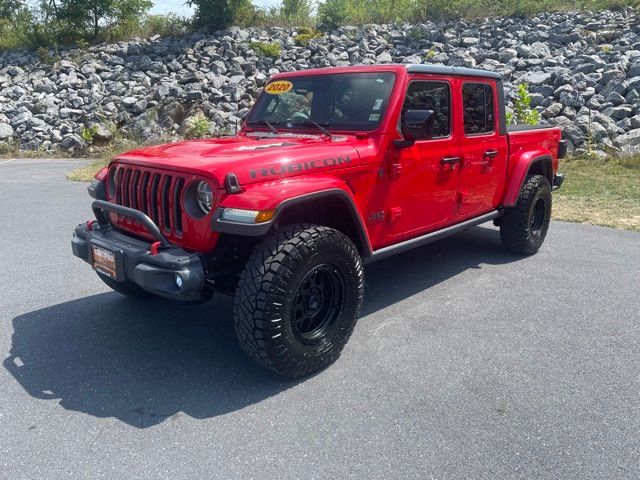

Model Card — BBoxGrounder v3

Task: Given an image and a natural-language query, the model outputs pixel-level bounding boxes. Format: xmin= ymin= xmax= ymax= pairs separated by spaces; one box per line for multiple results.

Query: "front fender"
xmin=211 ymin=176 xmax=372 ymax=254
xmin=502 ymin=149 xmax=553 ymax=208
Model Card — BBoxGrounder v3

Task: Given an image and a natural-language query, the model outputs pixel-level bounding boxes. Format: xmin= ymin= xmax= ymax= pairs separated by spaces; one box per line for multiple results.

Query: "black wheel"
xmin=233 ymin=224 xmax=364 ymax=378
xmin=98 ymin=274 xmax=154 ymax=299
xmin=500 ymin=174 xmax=552 ymax=255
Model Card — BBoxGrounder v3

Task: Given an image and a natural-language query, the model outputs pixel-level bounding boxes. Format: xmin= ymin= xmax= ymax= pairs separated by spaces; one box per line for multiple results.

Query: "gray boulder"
xmin=0 ymin=123 xmax=13 ymax=140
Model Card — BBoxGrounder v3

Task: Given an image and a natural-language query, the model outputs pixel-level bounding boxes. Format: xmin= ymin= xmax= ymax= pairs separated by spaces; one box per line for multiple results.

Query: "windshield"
xmin=246 ymin=72 xmax=396 ymax=132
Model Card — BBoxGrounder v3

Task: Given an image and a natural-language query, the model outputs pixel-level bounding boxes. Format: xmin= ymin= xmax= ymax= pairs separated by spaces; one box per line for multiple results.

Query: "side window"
xmin=401 ymin=81 xmax=451 ymax=139
xmin=462 ymin=83 xmax=495 ymax=135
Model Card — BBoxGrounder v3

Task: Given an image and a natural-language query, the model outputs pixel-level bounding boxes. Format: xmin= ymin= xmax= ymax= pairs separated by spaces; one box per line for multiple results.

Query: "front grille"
xmin=112 ymin=165 xmax=186 ymax=237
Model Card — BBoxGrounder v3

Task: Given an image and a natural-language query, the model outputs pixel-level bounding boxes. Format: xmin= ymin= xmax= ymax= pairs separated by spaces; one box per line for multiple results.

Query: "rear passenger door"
xmin=456 ymin=81 xmax=508 ymax=217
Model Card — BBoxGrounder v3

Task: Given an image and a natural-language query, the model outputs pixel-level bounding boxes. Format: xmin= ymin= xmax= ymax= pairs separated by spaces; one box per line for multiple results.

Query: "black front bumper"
xmin=72 ymin=200 xmax=210 ymax=302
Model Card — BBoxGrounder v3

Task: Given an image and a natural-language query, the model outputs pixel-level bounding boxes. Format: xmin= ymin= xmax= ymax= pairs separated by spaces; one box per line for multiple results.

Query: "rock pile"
xmin=1 ymin=8 xmax=640 ymax=156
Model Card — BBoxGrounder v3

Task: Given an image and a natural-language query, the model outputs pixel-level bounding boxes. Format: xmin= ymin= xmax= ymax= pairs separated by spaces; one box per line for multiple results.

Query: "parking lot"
xmin=1 ymin=158 xmax=638 ymax=479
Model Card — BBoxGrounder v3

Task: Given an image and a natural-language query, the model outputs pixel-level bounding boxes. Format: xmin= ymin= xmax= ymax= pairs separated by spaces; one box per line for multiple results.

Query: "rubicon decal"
xmin=250 ymin=156 xmax=352 ymax=179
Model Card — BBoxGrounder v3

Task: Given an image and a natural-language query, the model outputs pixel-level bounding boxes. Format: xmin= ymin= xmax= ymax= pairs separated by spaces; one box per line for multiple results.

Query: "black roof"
xmin=406 ymin=64 xmax=502 ymax=80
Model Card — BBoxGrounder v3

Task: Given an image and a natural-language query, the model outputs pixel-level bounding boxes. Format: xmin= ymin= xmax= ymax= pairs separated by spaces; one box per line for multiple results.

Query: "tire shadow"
xmin=4 ymin=225 xmax=522 ymax=428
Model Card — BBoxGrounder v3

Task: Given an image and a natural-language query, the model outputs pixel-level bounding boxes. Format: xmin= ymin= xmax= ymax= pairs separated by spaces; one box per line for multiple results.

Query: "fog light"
xmin=175 ymin=274 xmax=183 ymax=289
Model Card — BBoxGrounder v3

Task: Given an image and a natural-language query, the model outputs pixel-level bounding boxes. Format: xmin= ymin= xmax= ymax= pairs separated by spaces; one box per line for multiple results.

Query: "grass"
xmin=65 ymin=141 xmax=142 ymax=181
xmin=66 ymin=158 xmax=109 ymax=182
xmin=553 ymin=156 xmax=640 ymax=231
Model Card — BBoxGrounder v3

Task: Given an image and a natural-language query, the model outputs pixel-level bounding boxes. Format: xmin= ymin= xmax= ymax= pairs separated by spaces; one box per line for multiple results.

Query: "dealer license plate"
xmin=91 ymin=245 xmax=118 ymax=279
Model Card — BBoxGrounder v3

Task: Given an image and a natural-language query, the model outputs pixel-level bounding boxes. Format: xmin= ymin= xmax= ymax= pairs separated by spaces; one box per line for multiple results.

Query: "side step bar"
xmin=366 ymin=210 xmax=503 ymax=263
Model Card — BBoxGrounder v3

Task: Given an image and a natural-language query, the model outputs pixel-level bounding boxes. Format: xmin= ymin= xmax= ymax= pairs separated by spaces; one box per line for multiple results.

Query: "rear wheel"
xmin=98 ymin=274 xmax=154 ymax=299
xmin=233 ymin=224 xmax=364 ymax=378
xmin=500 ymin=174 xmax=552 ymax=255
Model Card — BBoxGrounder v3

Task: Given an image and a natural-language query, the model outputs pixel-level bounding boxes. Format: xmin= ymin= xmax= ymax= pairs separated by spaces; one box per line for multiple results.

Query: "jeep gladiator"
xmin=72 ymin=64 xmax=566 ymax=377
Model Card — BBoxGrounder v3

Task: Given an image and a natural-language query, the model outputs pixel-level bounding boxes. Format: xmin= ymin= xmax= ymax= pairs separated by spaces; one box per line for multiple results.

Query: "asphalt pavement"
xmin=0 ymin=158 xmax=638 ymax=479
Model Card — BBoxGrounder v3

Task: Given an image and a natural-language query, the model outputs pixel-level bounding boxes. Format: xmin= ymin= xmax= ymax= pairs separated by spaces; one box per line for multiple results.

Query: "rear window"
xmin=463 ymin=83 xmax=495 ymax=135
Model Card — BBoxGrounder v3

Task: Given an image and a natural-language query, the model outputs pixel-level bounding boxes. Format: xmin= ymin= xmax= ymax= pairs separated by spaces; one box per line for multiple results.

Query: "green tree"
xmin=58 ymin=0 xmax=152 ymax=40
xmin=0 ymin=0 xmax=35 ymax=50
xmin=281 ymin=0 xmax=311 ymax=20
xmin=317 ymin=0 xmax=349 ymax=29
xmin=188 ymin=0 xmax=255 ymax=30
xmin=0 ymin=0 xmax=26 ymax=19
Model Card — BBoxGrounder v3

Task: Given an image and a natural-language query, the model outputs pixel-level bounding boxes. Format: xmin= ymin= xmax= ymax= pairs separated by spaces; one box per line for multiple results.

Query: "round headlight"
xmin=196 ymin=181 xmax=213 ymax=214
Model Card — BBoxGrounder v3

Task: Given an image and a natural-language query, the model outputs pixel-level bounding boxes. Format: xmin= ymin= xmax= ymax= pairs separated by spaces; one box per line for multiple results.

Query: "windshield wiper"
xmin=290 ymin=120 xmax=334 ymax=140
xmin=247 ymin=120 xmax=280 ymax=135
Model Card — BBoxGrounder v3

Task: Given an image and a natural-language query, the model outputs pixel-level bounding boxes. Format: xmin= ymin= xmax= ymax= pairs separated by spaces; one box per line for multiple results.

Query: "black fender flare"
xmin=211 ymin=188 xmax=372 ymax=257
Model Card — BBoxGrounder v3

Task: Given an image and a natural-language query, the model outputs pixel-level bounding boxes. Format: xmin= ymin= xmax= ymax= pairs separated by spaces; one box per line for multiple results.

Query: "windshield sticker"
xmin=264 ymin=80 xmax=293 ymax=95
xmin=373 ymin=99 xmax=383 ymax=110
xmin=368 ymin=113 xmax=380 ymax=121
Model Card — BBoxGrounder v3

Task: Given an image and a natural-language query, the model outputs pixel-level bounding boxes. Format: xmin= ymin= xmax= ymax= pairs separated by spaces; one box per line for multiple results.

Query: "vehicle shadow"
xmin=4 ymin=226 xmax=521 ymax=428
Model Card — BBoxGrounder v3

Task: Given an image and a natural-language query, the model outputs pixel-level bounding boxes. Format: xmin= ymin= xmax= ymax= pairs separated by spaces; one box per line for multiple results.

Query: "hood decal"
xmin=250 ymin=155 xmax=352 ymax=179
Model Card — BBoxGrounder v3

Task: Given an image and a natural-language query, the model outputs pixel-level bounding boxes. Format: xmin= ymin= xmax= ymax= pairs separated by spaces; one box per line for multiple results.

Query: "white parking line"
xmin=0 ymin=159 xmax=15 ymax=165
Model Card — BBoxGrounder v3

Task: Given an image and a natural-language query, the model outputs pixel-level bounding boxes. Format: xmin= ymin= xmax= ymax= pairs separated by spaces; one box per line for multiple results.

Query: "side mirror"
xmin=395 ymin=110 xmax=435 ymax=149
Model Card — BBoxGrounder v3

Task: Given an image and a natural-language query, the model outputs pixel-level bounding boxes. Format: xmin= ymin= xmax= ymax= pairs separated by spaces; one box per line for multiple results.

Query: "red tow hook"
xmin=86 ymin=220 xmax=96 ymax=231
xmin=150 ymin=241 xmax=162 ymax=256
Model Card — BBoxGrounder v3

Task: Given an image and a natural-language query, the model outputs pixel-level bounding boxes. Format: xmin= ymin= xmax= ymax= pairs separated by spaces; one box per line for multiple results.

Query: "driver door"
xmin=389 ymin=77 xmax=461 ymax=238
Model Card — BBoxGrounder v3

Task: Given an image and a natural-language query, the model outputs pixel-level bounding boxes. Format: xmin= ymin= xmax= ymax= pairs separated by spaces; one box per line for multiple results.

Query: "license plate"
xmin=91 ymin=245 xmax=118 ymax=278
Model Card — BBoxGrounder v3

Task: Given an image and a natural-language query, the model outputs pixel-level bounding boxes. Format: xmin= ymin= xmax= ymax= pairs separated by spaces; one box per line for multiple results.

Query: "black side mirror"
xmin=395 ymin=110 xmax=435 ymax=149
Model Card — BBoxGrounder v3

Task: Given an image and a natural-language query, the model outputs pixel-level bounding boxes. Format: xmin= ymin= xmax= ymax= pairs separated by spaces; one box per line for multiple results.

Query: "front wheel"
xmin=233 ymin=224 xmax=364 ymax=378
xmin=500 ymin=174 xmax=552 ymax=255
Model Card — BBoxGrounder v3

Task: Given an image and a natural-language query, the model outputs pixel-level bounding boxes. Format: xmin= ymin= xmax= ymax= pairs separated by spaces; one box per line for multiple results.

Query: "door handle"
xmin=441 ymin=156 xmax=461 ymax=167
xmin=484 ymin=150 xmax=499 ymax=159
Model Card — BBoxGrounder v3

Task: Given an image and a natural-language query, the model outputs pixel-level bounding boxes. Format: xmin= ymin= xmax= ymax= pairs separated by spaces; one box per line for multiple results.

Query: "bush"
xmin=141 ymin=13 xmax=190 ymax=37
xmin=507 ymin=83 xmax=540 ymax=125
xmin=250 ymin=41 xmax=281 ymax=58
xmin=81 ymin=125 xmax=98 ymax=143
xmin=184 ymin=113 xmax=211 ymax=139
xmin=294 ymin=27 xmax=322 ymax=46
xmin=104 ymin=13 xmax=190 ymax=42
xmin=36 ymin=46 xmax=57 ymax=65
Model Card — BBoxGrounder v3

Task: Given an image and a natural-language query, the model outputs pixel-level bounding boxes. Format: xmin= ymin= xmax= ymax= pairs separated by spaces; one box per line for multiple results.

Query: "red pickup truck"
xmin=72 ymin=64 xmax=566 ymax=377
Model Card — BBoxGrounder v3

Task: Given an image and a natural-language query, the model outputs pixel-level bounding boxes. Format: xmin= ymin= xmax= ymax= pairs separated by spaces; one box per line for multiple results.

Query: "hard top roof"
xmin=269 ymin=64 xmax=502 ymax=80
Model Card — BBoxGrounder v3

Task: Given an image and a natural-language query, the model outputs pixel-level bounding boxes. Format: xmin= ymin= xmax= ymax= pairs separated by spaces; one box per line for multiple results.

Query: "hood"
xmin=115 ymin=134 xmax=362 ymax=187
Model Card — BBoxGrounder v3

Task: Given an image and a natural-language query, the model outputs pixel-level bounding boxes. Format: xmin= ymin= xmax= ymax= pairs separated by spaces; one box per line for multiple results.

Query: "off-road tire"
xmin=500 ymin=174 xmax=552 ymax=255
xmin=98 ymin=274 xmax=154 ymax=299
xmin=233 ymin=224 xmax=364 ymax=378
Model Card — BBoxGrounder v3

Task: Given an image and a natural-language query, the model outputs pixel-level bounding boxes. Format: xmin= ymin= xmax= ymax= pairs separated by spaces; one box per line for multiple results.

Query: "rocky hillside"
xmin=1 ymin=8 xmax=640 ymax=156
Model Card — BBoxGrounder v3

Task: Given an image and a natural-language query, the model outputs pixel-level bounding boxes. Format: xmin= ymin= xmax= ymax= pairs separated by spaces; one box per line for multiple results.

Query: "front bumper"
xmin=72 ymin=200 xmax=210 ymax=302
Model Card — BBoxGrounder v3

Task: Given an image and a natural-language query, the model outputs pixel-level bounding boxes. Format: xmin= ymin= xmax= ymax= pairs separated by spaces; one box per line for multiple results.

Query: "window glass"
xmin=401 ymin=81 xmax=451 ymax=139
xmin=463 ymin=83 xmax=494 ymax=135
xmin=247 ymin=72 xmax=395 ymax=132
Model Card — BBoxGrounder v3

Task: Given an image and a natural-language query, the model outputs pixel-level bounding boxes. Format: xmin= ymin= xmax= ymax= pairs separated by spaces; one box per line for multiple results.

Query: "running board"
xmin=366 ymin=210 xmax=503 ymax=263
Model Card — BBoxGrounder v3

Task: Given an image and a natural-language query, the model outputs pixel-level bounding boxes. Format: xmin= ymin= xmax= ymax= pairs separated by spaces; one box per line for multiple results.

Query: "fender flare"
xmin=211 ymin=181 xmax=372 ymax=257
xmin=502 ymin=151 xmax=553 ymax=208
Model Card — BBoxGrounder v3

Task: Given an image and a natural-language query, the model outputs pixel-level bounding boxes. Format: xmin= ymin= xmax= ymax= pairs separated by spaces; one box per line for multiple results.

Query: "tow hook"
xmin=150 ymin=241 xmax=162 ymax=256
